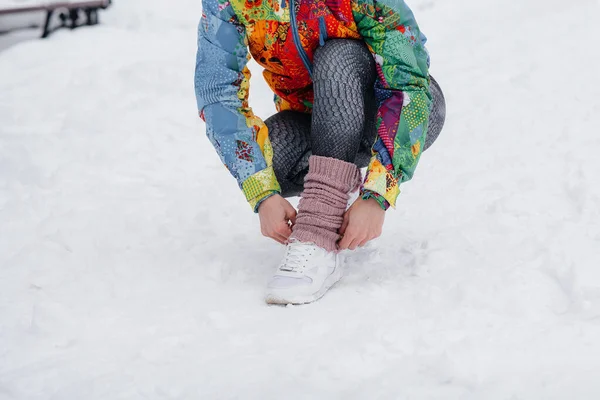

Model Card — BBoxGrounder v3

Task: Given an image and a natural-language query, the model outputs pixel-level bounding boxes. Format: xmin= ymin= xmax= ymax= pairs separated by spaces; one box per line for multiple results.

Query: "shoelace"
xmin=279 ymin=242 xmax=315 ymax=273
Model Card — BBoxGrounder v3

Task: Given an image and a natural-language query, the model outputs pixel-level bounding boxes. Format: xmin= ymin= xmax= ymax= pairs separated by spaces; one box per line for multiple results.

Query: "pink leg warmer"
xmin=290 ymin=156 xmax=362 ymax=252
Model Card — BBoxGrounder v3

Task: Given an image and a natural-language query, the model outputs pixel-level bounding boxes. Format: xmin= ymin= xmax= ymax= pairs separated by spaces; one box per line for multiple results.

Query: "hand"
xmin=338 ymin=197 xmax=385 ymax=250
xmin=258 ymin=194 xmax=297 ymax=245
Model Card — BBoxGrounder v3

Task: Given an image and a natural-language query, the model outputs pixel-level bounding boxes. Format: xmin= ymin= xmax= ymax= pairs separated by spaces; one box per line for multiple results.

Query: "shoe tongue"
xmin=289 ymin=240 xmax=317 ymax=249
xmin=279 ymin=241 xmax=316 ymax=272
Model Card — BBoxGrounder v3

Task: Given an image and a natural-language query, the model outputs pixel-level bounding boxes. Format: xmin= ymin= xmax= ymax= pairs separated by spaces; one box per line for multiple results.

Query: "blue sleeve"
xmin=195 ymin=0 xmax=281 ymax=210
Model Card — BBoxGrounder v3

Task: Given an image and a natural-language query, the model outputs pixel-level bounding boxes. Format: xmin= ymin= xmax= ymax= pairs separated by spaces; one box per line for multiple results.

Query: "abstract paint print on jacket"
xmin=195 ymin=0 xmax=431 ymax=211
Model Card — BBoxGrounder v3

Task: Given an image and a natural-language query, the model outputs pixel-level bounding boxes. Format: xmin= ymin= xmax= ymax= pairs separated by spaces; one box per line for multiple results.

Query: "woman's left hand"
xmin=338 ymin=197 xmax=385 ymax=250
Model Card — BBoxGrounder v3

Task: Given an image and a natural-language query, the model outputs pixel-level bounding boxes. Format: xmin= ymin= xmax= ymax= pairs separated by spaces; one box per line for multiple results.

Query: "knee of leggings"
xmin=313 ymin=39 xmax=375 ymax=82
xmin=424 ymin=76 xmax=446 ymax=151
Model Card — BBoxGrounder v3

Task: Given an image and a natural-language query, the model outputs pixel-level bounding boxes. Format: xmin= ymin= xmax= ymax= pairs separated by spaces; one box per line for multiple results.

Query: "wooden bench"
xmin=0 ymin=1 xmax=112 ymax=38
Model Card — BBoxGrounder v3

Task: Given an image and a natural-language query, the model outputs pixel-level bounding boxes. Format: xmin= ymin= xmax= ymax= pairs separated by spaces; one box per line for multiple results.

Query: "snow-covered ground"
xmin=1 ymin=0 xmax=600 ymax=398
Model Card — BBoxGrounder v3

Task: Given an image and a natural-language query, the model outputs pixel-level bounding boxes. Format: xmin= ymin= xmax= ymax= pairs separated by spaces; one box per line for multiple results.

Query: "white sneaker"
xmin=265 ymin=240 xmax=344 ymax=305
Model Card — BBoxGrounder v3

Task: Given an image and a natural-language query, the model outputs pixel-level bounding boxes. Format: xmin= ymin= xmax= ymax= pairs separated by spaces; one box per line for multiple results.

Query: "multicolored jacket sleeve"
xmin=195 ymin=0 xmax=281 ymax=212
xmin=352 ymin=0 xmax=431 ymax=210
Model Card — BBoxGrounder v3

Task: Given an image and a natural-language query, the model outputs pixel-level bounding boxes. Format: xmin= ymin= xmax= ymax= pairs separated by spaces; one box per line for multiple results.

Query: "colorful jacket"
xmin=195 ymin=0 xmax=431 ymax=211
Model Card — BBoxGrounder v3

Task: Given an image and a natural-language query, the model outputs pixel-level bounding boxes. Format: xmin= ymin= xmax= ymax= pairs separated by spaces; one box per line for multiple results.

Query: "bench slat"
xmin=0 ymin=0 xmax=108 ymax=15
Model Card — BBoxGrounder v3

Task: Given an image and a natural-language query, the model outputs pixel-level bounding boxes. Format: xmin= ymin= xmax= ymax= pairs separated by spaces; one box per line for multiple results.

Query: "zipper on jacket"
xmin=289 ymin=0 xmax=313 ymax=78
xmin=318 ymin=16 xmax=327 ymax=47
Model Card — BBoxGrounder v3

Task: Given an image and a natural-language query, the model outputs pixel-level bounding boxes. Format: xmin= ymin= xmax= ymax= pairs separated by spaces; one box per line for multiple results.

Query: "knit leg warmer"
xmin=290 ymin=155 xmax=361 ymax=252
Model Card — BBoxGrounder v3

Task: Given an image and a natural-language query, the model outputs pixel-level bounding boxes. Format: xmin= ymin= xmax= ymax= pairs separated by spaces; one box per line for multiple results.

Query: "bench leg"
xmin=69 ymin=9 xmax=79 ymax=30
xmin=85 ymin=8 xmax=99 ymax=26
xmin=41 ymin=9 xmax=54 ymax=38
xmin=41 ymin=6 xmax=103 ymax=38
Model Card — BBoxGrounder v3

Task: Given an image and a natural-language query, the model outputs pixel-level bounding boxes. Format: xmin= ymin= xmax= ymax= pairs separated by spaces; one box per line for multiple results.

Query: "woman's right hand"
xmin=258 ymin=194 xmax=297 ymax=244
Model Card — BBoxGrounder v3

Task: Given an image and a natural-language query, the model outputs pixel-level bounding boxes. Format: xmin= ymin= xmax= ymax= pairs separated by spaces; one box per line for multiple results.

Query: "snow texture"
xmin=1 ymin=0 xmax=600 ymax=398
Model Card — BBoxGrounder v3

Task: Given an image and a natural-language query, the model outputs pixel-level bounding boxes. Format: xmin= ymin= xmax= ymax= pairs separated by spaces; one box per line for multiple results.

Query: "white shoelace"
xmin=279 ymin=241 xmax=315 ymax=273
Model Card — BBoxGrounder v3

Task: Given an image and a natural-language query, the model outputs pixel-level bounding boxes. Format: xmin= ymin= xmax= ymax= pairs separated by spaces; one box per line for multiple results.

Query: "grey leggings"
xmin=266 ymin=39 xmax=446 ymax=197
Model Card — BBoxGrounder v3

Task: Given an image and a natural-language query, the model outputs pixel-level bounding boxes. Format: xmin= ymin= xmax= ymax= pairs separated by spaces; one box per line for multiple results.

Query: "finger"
xmin=284 ymin=202 xmax=297 ymax=225
xmin=270 ymin=231 xmax=288 ymax=244
xmin=287 ymin=210 xmax=297 ymax=227
xmin=275 ymin=223 xmax=292 ymax=239
xmin=358 ymin=237 xmax=370 ymax=248
xmin=348 ymin=237 xmax=363 ymax=251
xmin=339 ymin=212 xmax=349 ymax=235
xmin=362 ymin=233 xmax=378 ymax=247
xmin=338 ymin=230 xmax=354 ymax=250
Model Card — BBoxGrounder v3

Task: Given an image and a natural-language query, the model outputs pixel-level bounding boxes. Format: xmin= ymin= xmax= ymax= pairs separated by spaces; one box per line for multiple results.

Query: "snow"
xmin=1 ymin=0 xmax=600 ymax=398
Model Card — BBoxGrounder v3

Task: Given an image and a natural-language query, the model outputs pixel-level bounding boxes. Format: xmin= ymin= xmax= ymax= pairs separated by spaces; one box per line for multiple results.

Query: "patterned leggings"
xmin=265 ymin=39 xmax=446 ymax=197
